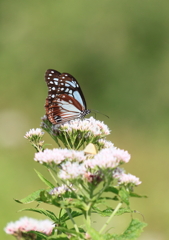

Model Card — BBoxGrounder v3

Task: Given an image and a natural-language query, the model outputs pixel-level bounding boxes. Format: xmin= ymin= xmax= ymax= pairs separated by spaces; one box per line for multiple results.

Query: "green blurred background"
xmin=1 ymin=0 xmax=169 ymax=239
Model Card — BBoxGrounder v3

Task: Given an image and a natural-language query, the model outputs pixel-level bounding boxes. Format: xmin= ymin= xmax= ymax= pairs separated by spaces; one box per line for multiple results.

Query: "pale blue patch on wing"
xmin=73 ymin=91 xmax=84 ymax=107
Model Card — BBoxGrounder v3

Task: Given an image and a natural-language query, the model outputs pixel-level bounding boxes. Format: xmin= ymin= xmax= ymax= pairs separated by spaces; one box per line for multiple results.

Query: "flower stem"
xmin=63 ymin=132 xmax=72 ymax=149
xmin=48 ymin=169 xmax=58 ymax=183
xmin=76 ymin=132 xmax=86 ymax=149
xmin=66 ymin=208 xmax=79 ymax=233
xmin=99 ymin=202 xmax=122 ymax=234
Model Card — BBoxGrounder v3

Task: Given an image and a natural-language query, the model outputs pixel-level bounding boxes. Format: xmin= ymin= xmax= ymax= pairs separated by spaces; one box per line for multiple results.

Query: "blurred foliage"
xmin=1 ymin=0 xmax=169 ymax=239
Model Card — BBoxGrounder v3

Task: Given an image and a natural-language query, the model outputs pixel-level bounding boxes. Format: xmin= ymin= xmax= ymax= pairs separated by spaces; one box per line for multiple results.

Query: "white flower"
xmin=113 ymin=171 xmax=141 ymax=186
xmin=49 ymin=184 xmax=75 ymax=196
xmin=34 ymin=148 xmax=86 ymax=164
xmin=59 ymin=162 xmax=87 ymax=180
xmin=24 ymin=128 xmax=44 ymax=139
xmin=4 ymin=217 xmax=54 ymax=236
xmin=59 ymin=117 xmax=110 ymax=137
xmin=85 ymin=147 xmax=130 ymax=170
xmin=113 ymin=148 xmax=131 ymax=163
xmin=97 ymin=139 xmax=114 ymax=149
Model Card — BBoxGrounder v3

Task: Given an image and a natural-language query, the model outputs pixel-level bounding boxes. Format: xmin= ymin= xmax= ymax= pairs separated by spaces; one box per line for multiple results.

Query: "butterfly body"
xmin=45 ymin=69 xmax=90 ymax=125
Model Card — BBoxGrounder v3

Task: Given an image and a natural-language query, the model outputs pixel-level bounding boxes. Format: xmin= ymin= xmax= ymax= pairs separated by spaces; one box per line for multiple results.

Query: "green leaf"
xmin=54 ymin=227 xmax=83 ymax=238
xmin=122 ymin=218 xmax=147 ymax=239
xmin=92 ymin=206 xmax=132 ymax=217
xmin=130 ymin=192 xmax=147 ymax=198
xmin=119 ymin=188 xmax=130 ymax=205
xmin=60 ymin=210 xmax=83 ymax=222
xmin=111 ymin=218 xmax=147 ymax=240
xmin=19 ymin=208 xmax=58 ymax=222
xmin=105 ymin=186 xmax=119 ymax=195
xmin=14 ymin=189 xmax=44 ymax=204
xmin=97 ymin=196 xmax=119 ymax=203
xmin=28 ymin=231 xmax=48 ymax=239
xmin=35 ymin=169 xmax=55 ymax=188
xmin=48 ymin=236 xmax=67 ymax=240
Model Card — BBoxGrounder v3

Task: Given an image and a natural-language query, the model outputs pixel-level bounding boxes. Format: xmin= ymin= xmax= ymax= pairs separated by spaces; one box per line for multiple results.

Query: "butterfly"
xmin=45 ymin=69 xmax=90 ymax=125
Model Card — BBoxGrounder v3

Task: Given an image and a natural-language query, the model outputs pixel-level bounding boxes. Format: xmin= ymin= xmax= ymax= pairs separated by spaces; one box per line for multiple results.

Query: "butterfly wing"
xmin=45 ymin=69 xmax=89 ymax=125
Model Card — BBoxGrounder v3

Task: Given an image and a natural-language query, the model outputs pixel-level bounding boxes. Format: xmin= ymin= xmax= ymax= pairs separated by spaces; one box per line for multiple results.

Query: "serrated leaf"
xmin=122 ymin=218 xmax=147 ymax=239
xmin=111 ymin=218 xmax=147 ymax=240
xmin=104 ymin=207 xmax=131 ymax=216
xmin=92 ymin=207 xmax=132 ymax=217
xmin=14 ymin=189 xmax=44 ymax=204
xmin=35 ymin=169 xmax=55 ymax=188
xmin=19 ymin=208 xmax=58 ymax=222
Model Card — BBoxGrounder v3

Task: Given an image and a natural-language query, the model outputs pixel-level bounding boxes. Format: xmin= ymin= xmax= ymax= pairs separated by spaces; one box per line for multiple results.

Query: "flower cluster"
xmin=49 ymin=184 xmax=75 ymax=196
xmin=33 ymin=144 xmax=139 ymax=186
xmin=24 ymin=128 xmax=44 ymax=152
xmin=97 ymin=138 xmax=114 ymax=149
xmin=113 ymin=167 xmax=141 ymax=186
xmin=59 ymin=162 xmax=86 ymax=180
xmin=4 ymin=217 xmax=54 ymax=237
xmin=85 ymin=147 xmax=130 ymax=170
xmin=118 ymin=173 xmax=141 ymax=186
xmin=32 ymin=114 xmax=141 ymax=184
xmin=29 ymin=117 xmax=142 ymax=188
xmin=41 ymin=116 xmax=111 ymax=149
xmin=34 ymin=148 xmax=85 ymax=165
xmin=24 ymin=128 xmax=44 ymax=140
xmin=59 ymin=117 xmax=110 ymax=136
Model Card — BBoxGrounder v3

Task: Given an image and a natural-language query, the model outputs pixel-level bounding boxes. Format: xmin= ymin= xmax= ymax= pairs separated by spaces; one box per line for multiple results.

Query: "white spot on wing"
xmin=52 ymin=94 xmax=55 ymax=98
xmin=53 ymin=78 xmax=59 ymax=80
xmin=51 ymin=71 xmax=54 ymax=73
xmin=52 ymin=87 xmax=55 ymax=90
xmin=67 ymin=81 xmax=76 ymax=87
xmin=50 ymin=81 xmax=53 ymax=84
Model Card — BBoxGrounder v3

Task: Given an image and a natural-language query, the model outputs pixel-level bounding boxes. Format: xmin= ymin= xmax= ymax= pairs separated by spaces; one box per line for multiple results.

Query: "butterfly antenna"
xmin=90 ymin=109 xmax=109 ymax=118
